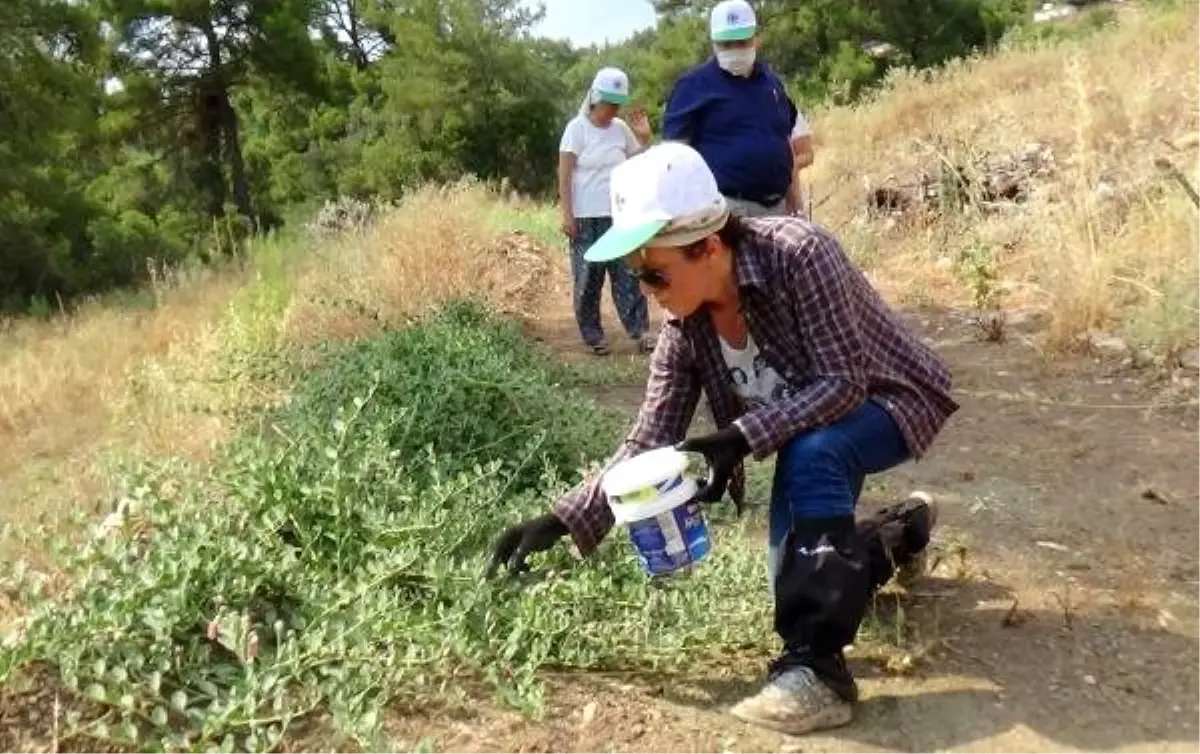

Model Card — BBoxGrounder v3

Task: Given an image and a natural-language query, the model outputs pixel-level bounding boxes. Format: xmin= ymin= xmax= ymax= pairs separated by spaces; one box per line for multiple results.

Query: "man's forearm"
xmin=792 ymin=136 xmax=815 ymax=171
xmin=786 ymin=178 xmax=804 ymax=215
xmin=787 ymin=137 xmax=814 ymax=216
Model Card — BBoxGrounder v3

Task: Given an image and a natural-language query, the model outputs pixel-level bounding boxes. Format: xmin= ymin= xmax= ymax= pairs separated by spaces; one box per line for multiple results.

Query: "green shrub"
xmin=280 ymin=299 xmax=625 ymax=491
xmin=0 ymin=300 xmax=772 ymax=752
xmin=1001 ymin=6 xmax=1121 ymax=49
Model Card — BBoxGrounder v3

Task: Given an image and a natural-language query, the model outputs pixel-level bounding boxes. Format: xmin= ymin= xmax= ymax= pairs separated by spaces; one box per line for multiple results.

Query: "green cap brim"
xmin=583 ymin=219 xmax=669 ymax=263
xmin=712 ymin=26 xmax=756 ymax=41
xmin=595 ymin=89 xmax=629 ymax=105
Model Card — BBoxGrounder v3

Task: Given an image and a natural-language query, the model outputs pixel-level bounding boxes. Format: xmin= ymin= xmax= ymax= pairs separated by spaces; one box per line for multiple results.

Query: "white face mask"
xmin=715 ymin=47 xmax=756 ymax=77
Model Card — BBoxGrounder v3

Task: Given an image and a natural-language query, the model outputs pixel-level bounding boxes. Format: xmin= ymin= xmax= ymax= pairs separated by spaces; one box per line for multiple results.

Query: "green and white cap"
xmin=710 ymin=0 xmax=757 ymax=42
xmin=583 ymin=142 xmax=729 ymax=263
xmin=591 ymin=66 xmax=630 ymax=105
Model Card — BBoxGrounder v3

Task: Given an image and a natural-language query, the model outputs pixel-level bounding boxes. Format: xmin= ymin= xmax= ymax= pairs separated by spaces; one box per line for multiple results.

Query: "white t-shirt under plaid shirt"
xmin=719 ymin=332 xmax=797 ymax=411
xmin=559 ymin=115 xmax=641 ymax=219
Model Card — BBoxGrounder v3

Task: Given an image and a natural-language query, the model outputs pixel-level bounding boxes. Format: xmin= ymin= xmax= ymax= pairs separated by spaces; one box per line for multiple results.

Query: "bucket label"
xmin=655 ymin=475 xmax=684 ymax=495
xmin=619 ymin=487 xmax=658 ymax=506
xmin=627 ymin=501 xmax=711 ymax=577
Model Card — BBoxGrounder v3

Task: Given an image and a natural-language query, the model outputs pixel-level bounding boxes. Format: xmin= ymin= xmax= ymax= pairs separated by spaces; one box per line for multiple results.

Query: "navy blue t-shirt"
xmin=662 ymin=58 xmax=798 ymax=204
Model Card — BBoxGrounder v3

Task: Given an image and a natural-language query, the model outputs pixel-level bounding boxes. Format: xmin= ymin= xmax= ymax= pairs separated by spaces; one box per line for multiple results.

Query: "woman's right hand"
xmin=560 ymin=212 xmax=576 ymax=239
xmin=487 ymin=513 xmax=569 ymax=576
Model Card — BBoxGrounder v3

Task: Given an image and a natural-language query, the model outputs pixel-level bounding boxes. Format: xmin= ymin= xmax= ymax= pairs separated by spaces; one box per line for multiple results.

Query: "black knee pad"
xmin=772 ymin=515 xmax=871 ymax=699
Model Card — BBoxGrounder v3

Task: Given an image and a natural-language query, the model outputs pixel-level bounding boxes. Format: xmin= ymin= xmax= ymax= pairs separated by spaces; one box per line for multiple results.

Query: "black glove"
xmin=487 ymin=513 xmax=569 ymax=577
xmin=676 ymin=426 xmax=751 ymax=504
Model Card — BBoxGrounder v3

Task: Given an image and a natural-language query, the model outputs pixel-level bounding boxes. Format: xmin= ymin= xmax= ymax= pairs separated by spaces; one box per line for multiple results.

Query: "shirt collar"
xmin=733 ymin=235 xmax=767 ymax=290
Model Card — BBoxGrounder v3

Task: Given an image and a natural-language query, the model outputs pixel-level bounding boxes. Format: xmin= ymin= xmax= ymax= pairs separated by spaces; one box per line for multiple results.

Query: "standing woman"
xmin=558 ymin=67 xmax=655 ymax=355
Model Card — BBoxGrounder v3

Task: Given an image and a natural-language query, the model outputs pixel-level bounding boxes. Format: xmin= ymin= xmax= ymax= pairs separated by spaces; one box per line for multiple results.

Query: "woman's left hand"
xmin=627 ymin=108 xmax=653 ymax=144
xmin=676 ymin=426 xmax=750 ymax=505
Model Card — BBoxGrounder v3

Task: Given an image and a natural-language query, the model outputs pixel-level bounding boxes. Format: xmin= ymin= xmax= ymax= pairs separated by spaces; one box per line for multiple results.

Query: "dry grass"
xmin=0 ymin=267 xmax=248 ymax=538
xmin=281 ymin=179 xmax=556 ymax=347
xmin=807 ymin=4 xmax=1199 ymax=356
xmin=0 ymin=181 xmax=553 ymax=550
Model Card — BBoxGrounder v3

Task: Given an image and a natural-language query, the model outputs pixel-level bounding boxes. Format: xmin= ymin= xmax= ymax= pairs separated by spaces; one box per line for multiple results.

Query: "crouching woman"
xmin=489 ymin=142 xmax=959 ymax=736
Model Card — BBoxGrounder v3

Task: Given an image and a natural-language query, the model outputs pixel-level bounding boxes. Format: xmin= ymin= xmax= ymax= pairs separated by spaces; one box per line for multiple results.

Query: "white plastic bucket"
xmin=601 ymin=447 xmax=711 ymax=577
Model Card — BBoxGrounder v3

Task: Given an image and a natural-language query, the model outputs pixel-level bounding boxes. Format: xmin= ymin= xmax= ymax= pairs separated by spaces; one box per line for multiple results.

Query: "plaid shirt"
xmin=553 ymin=216 xmax=960 ymax=557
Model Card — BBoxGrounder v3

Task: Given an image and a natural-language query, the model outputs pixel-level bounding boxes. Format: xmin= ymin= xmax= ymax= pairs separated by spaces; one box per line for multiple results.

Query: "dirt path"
xmin=390 ymin=305 xmax=1199 ymax=753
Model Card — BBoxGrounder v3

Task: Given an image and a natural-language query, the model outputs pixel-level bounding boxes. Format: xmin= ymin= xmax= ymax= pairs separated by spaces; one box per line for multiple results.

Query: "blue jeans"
xmin=766 ymin=399 xmax=911 ymax=590
xmin=570 ymin=216 xmax=649 ymax=346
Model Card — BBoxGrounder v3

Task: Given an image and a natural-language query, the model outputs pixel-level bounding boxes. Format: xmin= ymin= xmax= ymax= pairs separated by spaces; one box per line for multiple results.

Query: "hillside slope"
xmin=808 ymin=3 xmax=1198 ymax=355
xmin=1 ymin=6 xmax=1198 ymax=752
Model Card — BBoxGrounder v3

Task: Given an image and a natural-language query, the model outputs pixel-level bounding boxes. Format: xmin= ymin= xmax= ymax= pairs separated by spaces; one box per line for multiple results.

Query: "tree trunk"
xmin=197 ymin=87 xmax=226 ymax=219
xmin=347 ymin=0 xmax=369 ymax=70
xmin=220 ymin=93 xmax=254 ymax=224
xmin=200 ymin=19 xmax=254 ymax=225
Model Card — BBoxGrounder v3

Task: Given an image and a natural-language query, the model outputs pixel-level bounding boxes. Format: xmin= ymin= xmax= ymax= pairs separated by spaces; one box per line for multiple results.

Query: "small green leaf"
xmin=170 ymin=690 xmax=187 ymax=711
xmin=86 ymin=683 xmax=107 ymax=703
xmin=148 ymin=671 xmax=162 ymax=693
xmin=151 ymin=706 xmax=169 ymax=728
xmin=94 ymin=721 xmax=110 ymax=740
xmin=92 ymin=659 xmax=106 ymax=678
xmin=65 ymin=709 xmax=81 ymax=728
xmin=359 ymin=708 xmax=379 ymax=730
xmin=119 ymin=694 xmax=135 ymax=711
xmin=118 ymin=720 xmax=138 ymax=742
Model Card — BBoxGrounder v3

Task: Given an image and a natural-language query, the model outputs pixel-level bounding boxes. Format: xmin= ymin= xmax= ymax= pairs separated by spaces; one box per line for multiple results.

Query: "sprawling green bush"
xmin=0 ymin=301 xmax=772 ymax=751
xmin=282 ymin=300 xmax=624 ymax=492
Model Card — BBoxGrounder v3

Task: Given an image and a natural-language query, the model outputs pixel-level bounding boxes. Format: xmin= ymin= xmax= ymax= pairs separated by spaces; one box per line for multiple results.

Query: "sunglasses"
xmin=628 ymin=239 xmax=708 ymax=288
xmin=630 ymin=266 xmax=669 ymax=289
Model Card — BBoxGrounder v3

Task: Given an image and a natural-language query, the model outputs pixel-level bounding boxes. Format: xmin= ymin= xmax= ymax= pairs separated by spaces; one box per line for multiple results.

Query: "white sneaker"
xmin=729 ymin=666 xmax=853 ymax=736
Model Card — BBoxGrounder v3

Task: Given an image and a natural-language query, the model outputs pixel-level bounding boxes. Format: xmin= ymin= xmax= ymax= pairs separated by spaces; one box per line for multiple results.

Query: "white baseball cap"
xmin=710 ymin=0 xmax=757 ymax=42
xmin=591 ymin=66 xmax=630 ymax=105
xmin=584 ymin=142 xmax=728 ymax=263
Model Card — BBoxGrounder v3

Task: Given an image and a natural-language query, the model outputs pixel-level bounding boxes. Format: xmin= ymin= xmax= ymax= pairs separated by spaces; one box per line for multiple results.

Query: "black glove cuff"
xmin=717 ymin=425 xmax=751 ymax=457
xmin=536 ymin=512 xmax=569 ymax=538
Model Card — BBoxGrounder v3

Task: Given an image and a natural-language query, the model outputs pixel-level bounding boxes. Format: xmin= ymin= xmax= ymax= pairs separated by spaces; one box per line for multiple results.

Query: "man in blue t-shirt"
xmin=662 ymin=0 xmax=813 ymax=218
